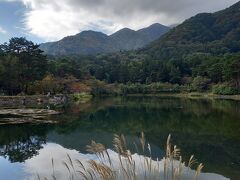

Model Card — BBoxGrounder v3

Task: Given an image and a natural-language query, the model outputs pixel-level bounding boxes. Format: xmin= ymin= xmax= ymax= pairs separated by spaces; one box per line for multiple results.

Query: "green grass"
xmin=72 ymin=93 xmax=93 ymax=103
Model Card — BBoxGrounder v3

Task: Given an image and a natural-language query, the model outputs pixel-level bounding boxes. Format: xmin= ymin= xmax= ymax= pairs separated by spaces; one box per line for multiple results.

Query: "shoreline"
xmin=0 ymin=93 xmax=239 ymax=105
xmin=125 ymin=93 xmax=240 ymax=101
xmin=0 ymin=95 xmax=68 ymax=107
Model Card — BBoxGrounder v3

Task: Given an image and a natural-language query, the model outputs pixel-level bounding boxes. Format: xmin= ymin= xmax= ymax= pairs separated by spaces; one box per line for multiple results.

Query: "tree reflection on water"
xmin=0 ymin=125 xmax=53 ymax=162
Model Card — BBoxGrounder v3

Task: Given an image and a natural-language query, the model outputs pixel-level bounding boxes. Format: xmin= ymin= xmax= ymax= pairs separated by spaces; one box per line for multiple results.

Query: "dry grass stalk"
xmin=88 ymin=160 xmax=115 ymax=180
xmin=139 ymin=132 xmax=145 ymax=152
xmin=188 ymin=155 xmax=197 ymax=169
xmin=113 ymin=134 xmax=129 ymax=157
xmin=195 ymin=163 xmax=204 ymax=180
xmin=38 ymin=132 xmax=204 ymax=180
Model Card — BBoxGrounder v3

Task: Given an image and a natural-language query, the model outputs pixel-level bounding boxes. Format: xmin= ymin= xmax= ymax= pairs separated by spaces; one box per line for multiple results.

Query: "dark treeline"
xmin=0 ymin=37 xmax=239 ymax=95
xmin=51 ymin=50 xmax=240 ymax=95
xmin=0 ymin=38 xmax=47 ymax=95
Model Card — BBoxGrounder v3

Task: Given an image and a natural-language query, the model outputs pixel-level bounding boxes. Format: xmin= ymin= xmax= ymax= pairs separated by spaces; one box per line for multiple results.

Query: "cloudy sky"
xmin=0 ymin=0 xmax=239 ymax=43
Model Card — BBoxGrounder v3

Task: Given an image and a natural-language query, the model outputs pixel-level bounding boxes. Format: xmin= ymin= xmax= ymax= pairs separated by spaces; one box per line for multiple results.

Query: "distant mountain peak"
xmin=75 ymin=30 xmax=108 ymax=39
xmin=117 ymin=28 xmax=136 ymax=32
xmin=40 ymin=23 xmax=170 ymax=55
xmin=148 ymin=23 xmax=167 ymax=28
xmin=78 ymin=30 xmax=106 ymax=35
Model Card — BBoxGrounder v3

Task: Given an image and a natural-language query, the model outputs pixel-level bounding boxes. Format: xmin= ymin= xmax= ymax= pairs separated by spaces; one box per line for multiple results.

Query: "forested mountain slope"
xmin=40 ymin=23 xmax=170 ymax=55
xmin=143 ymin=1 xmax=240 ymax=59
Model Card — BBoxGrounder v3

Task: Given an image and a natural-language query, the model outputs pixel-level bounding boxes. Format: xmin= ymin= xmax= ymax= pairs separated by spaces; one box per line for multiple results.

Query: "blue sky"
xmin=0 ymin=0 xmax=239 ymax=44
xmin=0 ymin=1 xmax=43 ymax=43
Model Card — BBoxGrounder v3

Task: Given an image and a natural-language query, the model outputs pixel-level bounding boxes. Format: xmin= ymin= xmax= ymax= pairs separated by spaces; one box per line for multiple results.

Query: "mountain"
xmin=110 ymin=28 xmax=140 ymax=50
xmin=110 ymin=23 xmax=170 ymax=50
xmin=40 ymin=23 xmax=170 ymax=55
xmin=40 ymin=31 xmax=118 ymax=55
xmin=143 ymin=1 xmax=240 ymax=59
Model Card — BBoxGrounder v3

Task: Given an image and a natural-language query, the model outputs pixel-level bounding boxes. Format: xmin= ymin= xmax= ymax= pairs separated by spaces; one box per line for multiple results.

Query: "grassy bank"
xmin=72 ymin=92 xmax=93 ymax=103
xmin=125 ymin=93 xmax=240 ymax=101
xmin=0 ymin=92 xmax=240 ymax=106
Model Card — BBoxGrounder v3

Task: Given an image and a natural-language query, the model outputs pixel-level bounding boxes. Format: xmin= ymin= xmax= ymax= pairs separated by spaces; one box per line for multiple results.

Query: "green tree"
xmin=0 ymin=37 xmax=47 ymax=94
xmin=0 ymin=55 xmax=21 ymax=95
xmin=192 ymin=76 xmax=211 ymax=92
xmin=207 ymin=63 xmax=224 ymax=83
xmin=223 ymin=57 xmax=240 ymax=88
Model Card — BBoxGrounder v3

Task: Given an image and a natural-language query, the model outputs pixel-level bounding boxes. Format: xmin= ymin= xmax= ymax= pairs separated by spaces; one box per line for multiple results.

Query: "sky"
xmin=0 ymin=0 xmax=239 ymax=44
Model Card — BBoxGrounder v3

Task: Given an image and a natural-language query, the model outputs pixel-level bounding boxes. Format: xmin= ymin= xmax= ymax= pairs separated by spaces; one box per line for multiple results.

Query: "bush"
xmin=213 ymin=84 xmax=238 ymax=95
xmin=191 ymin=76 xmax=211 ymax=92
xmin=88 ymin=80 xmax=119 ymax=96
xmin=120 ymin=83 xmax=182 ymax=95
xmin=72 ymin=92 xmax=92 ymax=103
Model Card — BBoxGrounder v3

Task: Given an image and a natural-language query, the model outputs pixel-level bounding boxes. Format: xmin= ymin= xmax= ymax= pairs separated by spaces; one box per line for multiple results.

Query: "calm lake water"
xmin=0 ymin=96 xmax=239 ymax=180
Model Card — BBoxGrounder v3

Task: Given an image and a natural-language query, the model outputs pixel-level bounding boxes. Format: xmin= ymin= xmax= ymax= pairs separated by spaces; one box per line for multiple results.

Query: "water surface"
xmin=0 ymin=97 xmax=239 ymax=179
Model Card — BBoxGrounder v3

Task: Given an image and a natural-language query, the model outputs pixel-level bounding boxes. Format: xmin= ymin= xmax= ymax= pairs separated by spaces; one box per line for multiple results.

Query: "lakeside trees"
xmin=0 ymin=37 xmax=239 ymax=95
xmin=0 ymin=38 xmax=47 ymax=95
xmin=81 ymin=52 xmax=240 ymax=94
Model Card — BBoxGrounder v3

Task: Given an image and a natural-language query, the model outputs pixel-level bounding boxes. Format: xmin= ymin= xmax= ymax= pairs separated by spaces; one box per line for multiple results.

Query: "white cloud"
xmin=22 ymin=1 xmax=124 ymax=41
xmin=0 ymin=27 xmax=7 ymax=34
xmin=10 ymin=0 xmax=240 ymax=41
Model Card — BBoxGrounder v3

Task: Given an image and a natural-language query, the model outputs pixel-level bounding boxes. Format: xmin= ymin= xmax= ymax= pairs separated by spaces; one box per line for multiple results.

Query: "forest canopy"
xmin=0 ymin=37 xmax=239 ymax=96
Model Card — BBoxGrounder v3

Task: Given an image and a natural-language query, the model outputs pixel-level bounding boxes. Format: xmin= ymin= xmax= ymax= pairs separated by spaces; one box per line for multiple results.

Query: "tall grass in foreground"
xmin=39 ymin=133 xmax=203 ymax=180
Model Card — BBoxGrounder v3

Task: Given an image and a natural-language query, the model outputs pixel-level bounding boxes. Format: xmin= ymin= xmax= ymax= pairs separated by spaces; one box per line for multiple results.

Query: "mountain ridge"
xmin=142 ymin=1 xmax=240 ymax=59
xmin=40 ymin=23 xmax=170 ymax=55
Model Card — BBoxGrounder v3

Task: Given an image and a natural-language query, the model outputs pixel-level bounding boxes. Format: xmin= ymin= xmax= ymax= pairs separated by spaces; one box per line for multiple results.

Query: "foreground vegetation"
xmin=39 ymin=133 xmax=204 ymax=180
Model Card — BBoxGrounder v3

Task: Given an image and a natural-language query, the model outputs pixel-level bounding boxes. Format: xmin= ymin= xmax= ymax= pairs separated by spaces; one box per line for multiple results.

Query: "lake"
xmin=0 ymin=96 xmax=239 ymax=180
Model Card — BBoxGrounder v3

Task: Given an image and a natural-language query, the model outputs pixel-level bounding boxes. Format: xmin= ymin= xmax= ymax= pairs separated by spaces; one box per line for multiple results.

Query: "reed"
xmin=38 ymin=133 xmax=203 ymax=180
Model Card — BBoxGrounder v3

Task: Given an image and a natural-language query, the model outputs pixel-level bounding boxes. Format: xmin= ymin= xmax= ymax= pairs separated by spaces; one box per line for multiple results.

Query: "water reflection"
xmin=0 ymin=125 xmax=53 ymax=162
xmin=0 ymin=97 xmax=239 ymax=179
xmin=0 ymin=157 xmax=26 ymax=180
xmin=23 ymin=143 xmax=228 ymax=180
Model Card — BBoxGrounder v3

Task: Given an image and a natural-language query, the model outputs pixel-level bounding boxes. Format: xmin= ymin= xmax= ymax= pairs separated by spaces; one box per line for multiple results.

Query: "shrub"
xmin=212 ymin=84 xmax=238 ymax=95
xmin=191 ymin=76 xmax=211 ymax=92
xmin=120 ymin=83 xmax=182 ymax=95
xmin=72 ymin=92 xmax=92 ymax=103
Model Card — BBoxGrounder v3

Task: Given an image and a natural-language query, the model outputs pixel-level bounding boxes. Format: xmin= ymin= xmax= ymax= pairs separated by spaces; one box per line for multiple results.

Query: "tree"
xmin=223 ymin=57 xmax=240 ymax=88
xmin=169 ymin=66 xmax=181 ymax=84
xmin=192 ymin=76 xmax=211 ymax=92
xmin=207 ymin=63 xmax=224 ymax=83
xmin=0 ymin=55 xmax=21 ymax=95
xmin=0 ymin=37 xmax=48 ymax=94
